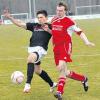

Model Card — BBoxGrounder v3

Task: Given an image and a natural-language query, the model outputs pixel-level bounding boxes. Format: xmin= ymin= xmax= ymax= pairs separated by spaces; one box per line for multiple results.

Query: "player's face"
xmin=56 ymin=6 xmax=66 ymax=18
xmin=37 ymin=14 xmax=47 ymax=24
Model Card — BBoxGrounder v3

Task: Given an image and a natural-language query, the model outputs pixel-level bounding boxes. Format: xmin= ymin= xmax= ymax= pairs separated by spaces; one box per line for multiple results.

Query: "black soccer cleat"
xmin=54 ymin=92 xmax=62 ymax=100
xmin=82 ymin=77 xmax=88 ymax=92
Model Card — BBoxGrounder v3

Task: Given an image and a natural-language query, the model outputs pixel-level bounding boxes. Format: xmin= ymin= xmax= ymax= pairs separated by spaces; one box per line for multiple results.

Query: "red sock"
xmin=68 ymin=71 xmax=85 ymax=81
xmin=57 ymin=77 xmax=66 ymax=94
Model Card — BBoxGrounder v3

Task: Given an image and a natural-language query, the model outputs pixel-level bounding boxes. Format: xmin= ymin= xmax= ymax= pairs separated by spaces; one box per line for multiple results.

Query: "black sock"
xmin=39 ymin=70 xmax=53 ymax=87
xmin=26 ymin=63 xmax=34 ymax=84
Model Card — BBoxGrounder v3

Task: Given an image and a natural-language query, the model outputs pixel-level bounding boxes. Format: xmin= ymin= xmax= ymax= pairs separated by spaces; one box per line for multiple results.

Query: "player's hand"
xmin=3 ymin=9 xmax=12 ymax=19
xmin=42 ymin=23 xmax=51 ymax=33
xmin=42 ymin=24 xmax=48 ymax=31
xmin=85 ymin=41 xmax=95 ymax=47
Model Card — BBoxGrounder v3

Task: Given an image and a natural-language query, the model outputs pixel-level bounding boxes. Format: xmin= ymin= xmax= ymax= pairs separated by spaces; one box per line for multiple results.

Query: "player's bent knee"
xmin=27 ymin=53 xmax=37 ymax=63
xmin=66 ymin=70 xmax=71 ymax=77
xmin=27 ymin=57 xmax=34 ymax=63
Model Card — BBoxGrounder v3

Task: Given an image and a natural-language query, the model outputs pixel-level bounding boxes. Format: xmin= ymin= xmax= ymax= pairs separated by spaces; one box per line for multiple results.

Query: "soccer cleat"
xmin=23 ymin=83 xmax=31 ymax=93
xmin=82 ymin=77 xmax=88 ymax=92
xmin=50 ymin=82 xmax=57 ymax=93
xmin=54 ymin=92 xmax=62 ymax=100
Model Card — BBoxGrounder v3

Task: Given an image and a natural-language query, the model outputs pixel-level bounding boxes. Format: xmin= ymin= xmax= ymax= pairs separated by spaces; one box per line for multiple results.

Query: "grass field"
xmin=0 ymin=19 xmax=100 ymax=100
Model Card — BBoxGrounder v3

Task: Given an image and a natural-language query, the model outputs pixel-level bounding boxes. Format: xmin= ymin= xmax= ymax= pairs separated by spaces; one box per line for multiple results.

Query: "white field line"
xmin=0 ymin=53 xmax=100 ymax=61
xmin=45 ymin=53 xmax=100 ymax=58
xmin=73 ymin=53 xmax=100 ymax=57
xmin=0 ymin=57 xmax=25 ymax=61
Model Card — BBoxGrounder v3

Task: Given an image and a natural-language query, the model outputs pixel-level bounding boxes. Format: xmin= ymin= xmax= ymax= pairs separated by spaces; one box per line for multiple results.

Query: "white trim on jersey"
xmin=51 ymin=17 xmax=59 ymax=23
xmin=67 ymin=25 xmax=82 ymax=37
xmin=51 ymin=16 xmax=68 ymax=23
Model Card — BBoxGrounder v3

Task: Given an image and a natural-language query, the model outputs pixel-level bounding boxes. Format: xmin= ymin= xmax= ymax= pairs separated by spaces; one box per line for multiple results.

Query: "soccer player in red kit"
xmin=51 ymin=2 xmax=95 ymax=100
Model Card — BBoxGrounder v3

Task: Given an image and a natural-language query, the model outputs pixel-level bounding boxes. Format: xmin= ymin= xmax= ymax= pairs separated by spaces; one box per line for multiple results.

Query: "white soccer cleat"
xmin=23 ymin=83 xmax=31 ymax=93
xmin=50 ymin=82 xmax=57 ymax=93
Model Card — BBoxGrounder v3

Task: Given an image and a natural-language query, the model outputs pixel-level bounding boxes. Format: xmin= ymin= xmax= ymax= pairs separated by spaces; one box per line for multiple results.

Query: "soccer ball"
xmin=11 ymin=71 xmax=24 ymax=84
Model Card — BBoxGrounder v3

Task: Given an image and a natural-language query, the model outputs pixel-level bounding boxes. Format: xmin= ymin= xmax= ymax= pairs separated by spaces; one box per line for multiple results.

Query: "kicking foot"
xmin=50 ymin=82 xmax=57 ymax=93
xmin=54 ymin=92 xmax=62 ymax=100
xmin=23 ymin=83 xmax=31 ymax=93
xmin=82 ymin=77 xmax=88 ymax=92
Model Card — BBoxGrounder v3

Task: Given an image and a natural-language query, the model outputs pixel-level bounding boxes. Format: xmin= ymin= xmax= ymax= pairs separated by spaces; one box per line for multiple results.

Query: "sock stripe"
xmin=57 ymin=77 xmax=66 ymax=94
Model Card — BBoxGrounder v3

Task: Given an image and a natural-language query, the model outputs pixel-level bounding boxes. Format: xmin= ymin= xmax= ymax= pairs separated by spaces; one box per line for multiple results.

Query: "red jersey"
xmin=51 ymin=16 xmax=82 ymax=65
xmin=51 ymin=16 xmax=82 ymax=45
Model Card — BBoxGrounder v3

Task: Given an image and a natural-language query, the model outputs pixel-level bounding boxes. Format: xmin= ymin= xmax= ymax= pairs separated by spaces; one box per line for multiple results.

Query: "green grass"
xmin=0 ymin=19 xmax=100 ymax=100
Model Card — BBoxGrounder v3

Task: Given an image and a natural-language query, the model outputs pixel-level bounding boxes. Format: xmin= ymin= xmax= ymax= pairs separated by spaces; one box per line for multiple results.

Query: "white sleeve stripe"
xmin=68 ymin=25 xmax=82 ymax=32
xmin=67 ymin=25 xmax=82 ymax=36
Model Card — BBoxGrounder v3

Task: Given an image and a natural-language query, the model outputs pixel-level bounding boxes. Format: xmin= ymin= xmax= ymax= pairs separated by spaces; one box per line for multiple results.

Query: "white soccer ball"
xmin=11 ymin=71 xmax=24 ymax=84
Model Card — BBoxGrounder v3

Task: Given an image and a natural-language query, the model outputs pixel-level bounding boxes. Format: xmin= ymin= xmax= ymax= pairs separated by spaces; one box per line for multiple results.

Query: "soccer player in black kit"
xmin=4 ymin=9 xmax=57 ymax=93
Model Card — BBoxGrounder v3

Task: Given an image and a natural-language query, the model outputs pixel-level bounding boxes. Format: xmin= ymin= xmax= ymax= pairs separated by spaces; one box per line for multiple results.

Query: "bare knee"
xmin=57 ymin=60 xmax=68 ymax=77
xmin=66 ymin=70 xmax=70 ymax=77
xmin=57 ymin=61 xmax=66 ymax=72
xmin=27 ymin=53 xmax=37 ymax=63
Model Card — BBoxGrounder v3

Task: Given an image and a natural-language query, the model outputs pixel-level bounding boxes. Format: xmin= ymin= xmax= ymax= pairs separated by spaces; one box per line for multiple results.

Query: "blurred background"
xmin=0 ymin=0 xmax=100 ymax=20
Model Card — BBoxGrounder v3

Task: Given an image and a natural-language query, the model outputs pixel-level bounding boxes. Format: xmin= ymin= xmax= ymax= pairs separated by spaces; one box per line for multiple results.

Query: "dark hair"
xmin=58 ymin=1 xmax=68 ymax=11
xmin=36 ymin=10 xmax=48 ymax=17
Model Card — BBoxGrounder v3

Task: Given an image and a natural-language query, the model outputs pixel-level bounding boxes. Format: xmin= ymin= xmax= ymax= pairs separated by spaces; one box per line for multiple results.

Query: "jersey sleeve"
xmin=70 ymin=25 xmax=82 ymax=35
xmin=67 ymin=18 xmax=82 ymax=35
xmin=67 ymin=17 xmax=76 ymax=27
xmin=67 ymin=23 xmax=82 ymax=36
xmin=26 ymin=23 xmax=35 ymax=31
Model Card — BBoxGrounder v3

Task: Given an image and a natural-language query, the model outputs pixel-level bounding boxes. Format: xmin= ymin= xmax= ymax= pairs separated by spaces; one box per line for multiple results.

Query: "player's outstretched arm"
xmin=3 ymin=9 xmax=26 ymax=29
xmin=80 ymin=32 xmax=95 ymax=47
xmin=71 ymin=25 xmax=95 ymax=47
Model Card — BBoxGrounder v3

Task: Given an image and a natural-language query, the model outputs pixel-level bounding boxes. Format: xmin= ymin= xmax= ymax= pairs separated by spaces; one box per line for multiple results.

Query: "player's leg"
xmin=34 ymin=62 xmax=57 ymax=92
xmin=66 ymin=70 xmax=88 ymax=91
xmin=66 ymin=70 xmax=85 ymax=81
xmin=23 ymin=52 xmax=37 ymax=93
xmin=65 ymin=42 xmax=88 ymax=92
xmin=54 ymin=60 xmax=67 ymax=100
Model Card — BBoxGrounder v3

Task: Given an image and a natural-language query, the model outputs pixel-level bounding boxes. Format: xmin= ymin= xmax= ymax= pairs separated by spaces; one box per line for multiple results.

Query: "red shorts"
xmin=53 ymin=42 xmax=72 ymax=65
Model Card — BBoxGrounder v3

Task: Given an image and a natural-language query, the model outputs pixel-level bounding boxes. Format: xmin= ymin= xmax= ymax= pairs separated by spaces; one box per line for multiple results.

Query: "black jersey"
xmin=26 ymin=23 xmax=52 ymax=51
